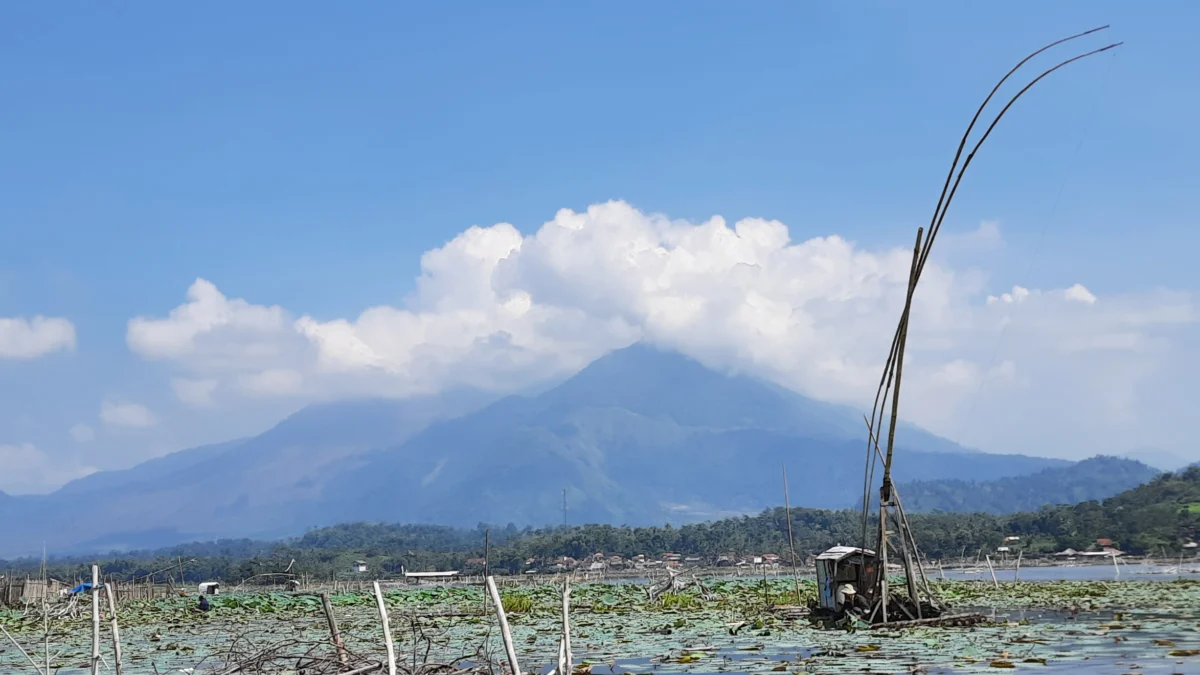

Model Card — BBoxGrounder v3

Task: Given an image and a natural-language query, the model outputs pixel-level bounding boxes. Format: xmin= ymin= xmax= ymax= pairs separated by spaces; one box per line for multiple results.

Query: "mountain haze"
xmin=0 ymin=344 xmax=1124 ymax=557
xmin=895 ymin=456 xmax=1162 ymax=514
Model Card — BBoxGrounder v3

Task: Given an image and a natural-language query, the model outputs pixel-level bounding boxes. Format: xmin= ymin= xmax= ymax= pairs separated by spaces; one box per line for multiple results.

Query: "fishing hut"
xmin=814 ymin=546 xmax=876 ymax=613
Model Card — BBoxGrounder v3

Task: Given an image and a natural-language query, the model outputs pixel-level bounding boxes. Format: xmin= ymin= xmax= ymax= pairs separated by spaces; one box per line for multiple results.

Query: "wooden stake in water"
xmin=484 ymin=528 xmax=492 ymax=614
xmin=561 ymin=578 xmax=572 ymax=675
xmin=1112 ymin=551 xmax=1120 ymax=576
xmin=91 ymin=565 xmax=101 ymax=675
xmin=104 ymin=583 xmax=124 ymax=675
xmin=320 ymin=592 xmax=347 ymax=668
xmin=984 ymin=555 xmax=998 ymax=588
xmin=781 ymin=462 xmax=802 ymax=605
xmin=372 ymin=581 xmax=397 ymax=675
xmin=41 ymin=544 xmax=50 ymax=675
xmin=486 ymin=576 xmax=521 ymax=675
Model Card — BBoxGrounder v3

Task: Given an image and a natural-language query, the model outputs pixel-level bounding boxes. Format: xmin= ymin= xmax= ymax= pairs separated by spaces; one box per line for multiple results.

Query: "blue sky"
xmin=1 ymin=2 xmax=1197 ymax=492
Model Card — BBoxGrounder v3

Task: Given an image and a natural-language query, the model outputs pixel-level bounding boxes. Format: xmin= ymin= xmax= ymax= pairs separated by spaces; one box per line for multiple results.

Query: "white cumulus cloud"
xmin=126 ymin=201 xmax=1198 ymax=459
xmin=100 ymin=399 xmax=156 ymax=428
xmin=1064 ymin=283 xmax=1098 ymax=305
xmin=127 ymin=278 xmax=288 ymax=362
xmin=0 ymin=316 xmax=76 ymax=359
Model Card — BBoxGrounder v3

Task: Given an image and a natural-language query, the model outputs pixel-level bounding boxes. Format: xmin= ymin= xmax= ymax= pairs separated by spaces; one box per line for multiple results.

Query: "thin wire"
xmin=953 ymin=48 xmax=1120 ymax=447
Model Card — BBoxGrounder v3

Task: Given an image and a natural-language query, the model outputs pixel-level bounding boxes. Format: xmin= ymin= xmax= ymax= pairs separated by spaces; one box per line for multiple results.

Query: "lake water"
xmin=602 ymin=562 xmax=1200 ymax=585
xmin=942 ymin=562 xmax=1200 ymax=582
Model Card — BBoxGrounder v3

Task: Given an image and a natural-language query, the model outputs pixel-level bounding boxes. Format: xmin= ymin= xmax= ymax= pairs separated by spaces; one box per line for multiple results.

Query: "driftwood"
xmin=210 ymin=633 xmax=384 ymax=675
xmin=0 ymin=624 xmax=46 ymax=675
xmin=870 ymin=613 xmax=988 ymax=630
xmin=646 ymin=568 xmax=714 ymax=603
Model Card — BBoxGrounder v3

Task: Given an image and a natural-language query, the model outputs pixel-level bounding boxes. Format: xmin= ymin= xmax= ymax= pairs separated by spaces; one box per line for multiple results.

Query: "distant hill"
xmin=0 ymin=344 xmax=1083 ymax=557
xmin=11 ymin=468 xmax=1196 ymax=583
xmin=1121 ymin=447 xmax=1190 ymax=472
xmin=1004 ymin=465 xmax=1200 ymax=554
xmin=0 ymin=391 xmax=495 ymax=556
xmin=317 ymin=345 xmax=1063 ymax=528
xmin=895 ymin=456 xmax=1162 ymax=514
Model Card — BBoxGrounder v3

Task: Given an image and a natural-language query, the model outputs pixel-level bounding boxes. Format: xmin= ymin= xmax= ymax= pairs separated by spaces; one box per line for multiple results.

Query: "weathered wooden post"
xmin=90 ymin=565 xmax=100 ymax=675
xmin=373 ymin=581 xmax=396 ymax=675
xmin=486 ymin=576 xmax=521 ymax=675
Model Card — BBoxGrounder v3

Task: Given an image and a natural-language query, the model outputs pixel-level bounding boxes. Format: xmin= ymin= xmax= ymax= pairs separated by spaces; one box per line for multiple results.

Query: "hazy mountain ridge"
xmin=0 ymin=344 xmax=1132 ymax=558
xmin=895 ymin=455 xmax=1162 ymax=514
xmin=320 ymin=346 xmax=1065 ymax=527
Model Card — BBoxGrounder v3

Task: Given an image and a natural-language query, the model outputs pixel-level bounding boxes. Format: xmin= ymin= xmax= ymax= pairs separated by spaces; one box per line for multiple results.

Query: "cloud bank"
xmin=125 ymin=201 xmax=1197 ymax=458
xmin=0 ymin=316 xmax=76 ymax=359
xmin=0 ymin=443 xmax=96 ymax=495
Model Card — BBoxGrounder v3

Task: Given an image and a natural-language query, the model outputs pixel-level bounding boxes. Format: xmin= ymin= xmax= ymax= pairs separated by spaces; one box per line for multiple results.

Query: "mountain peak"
xmin=552 ymin=343 xmax=725 ymax=395
xmin=538 ymin=343 xmax=847 ymax=434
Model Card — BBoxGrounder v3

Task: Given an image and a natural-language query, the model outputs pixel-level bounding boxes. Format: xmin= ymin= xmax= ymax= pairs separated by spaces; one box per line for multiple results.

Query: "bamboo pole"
xmin=781 ymin=462 xmax=802 ymax=605
xmin=561 ymin=578 xmax=572 ymax=675
xmin=0 ymin=625 xmax=46 ymax=675
xmin=896 ymin=513 xmax=921 ymax=619
xmin=41 ymin=545 xmax=50 ymax=675
xmin=372 ymin=581 xmax=396 ymax=675
xmin=104 ymin=583 xmax=124 ymax=675
xmin=485 ymin=576 xmax=521 ymax=675
xmin=91 ymin=565 xmax=101 ymax=675
xmin=1014 ymin=550 xmax=1023 ymax=582
xmin=556 ymin=637 xmax=567 ymax=675
xmin=985 ymin=555 xmax=998 ymax=588
xmin=320 ymin=592 xmax=348 ymax=669
xmin=484 ymin=529 xmax=491 ymax=614
xmin=881 ymin=227 xmax=922 ymax=485
xmin=878 ymin=508 xmax=889 ymax=623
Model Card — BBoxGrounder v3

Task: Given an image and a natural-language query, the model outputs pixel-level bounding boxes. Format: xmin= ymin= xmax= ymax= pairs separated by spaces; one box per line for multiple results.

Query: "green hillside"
xmin=897 ymin=456 xmax=1162 ymax=514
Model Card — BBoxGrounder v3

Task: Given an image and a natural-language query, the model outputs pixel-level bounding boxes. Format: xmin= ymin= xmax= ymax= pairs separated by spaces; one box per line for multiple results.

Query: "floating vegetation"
xmin=501 ymin=591 xmax=536 ymax=614
xmin=3 ymin=579 xmax=1198 ymax=673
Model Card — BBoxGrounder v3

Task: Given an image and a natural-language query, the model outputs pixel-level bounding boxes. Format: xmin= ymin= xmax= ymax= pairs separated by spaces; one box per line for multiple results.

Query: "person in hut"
xmin=837 ymin=583 xmax=868 ymax=616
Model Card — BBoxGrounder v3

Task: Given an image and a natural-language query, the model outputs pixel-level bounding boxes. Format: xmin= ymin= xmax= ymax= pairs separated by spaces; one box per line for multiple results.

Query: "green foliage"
xmin=658 ymin=593 xmax=699 ymax=610
xmin=501 ymin=592 xmax=535 ymax=614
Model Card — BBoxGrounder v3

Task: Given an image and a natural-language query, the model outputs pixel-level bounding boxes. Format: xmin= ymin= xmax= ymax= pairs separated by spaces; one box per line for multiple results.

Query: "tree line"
xmin=4 ymin=467 xmax=1196 ymax=585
